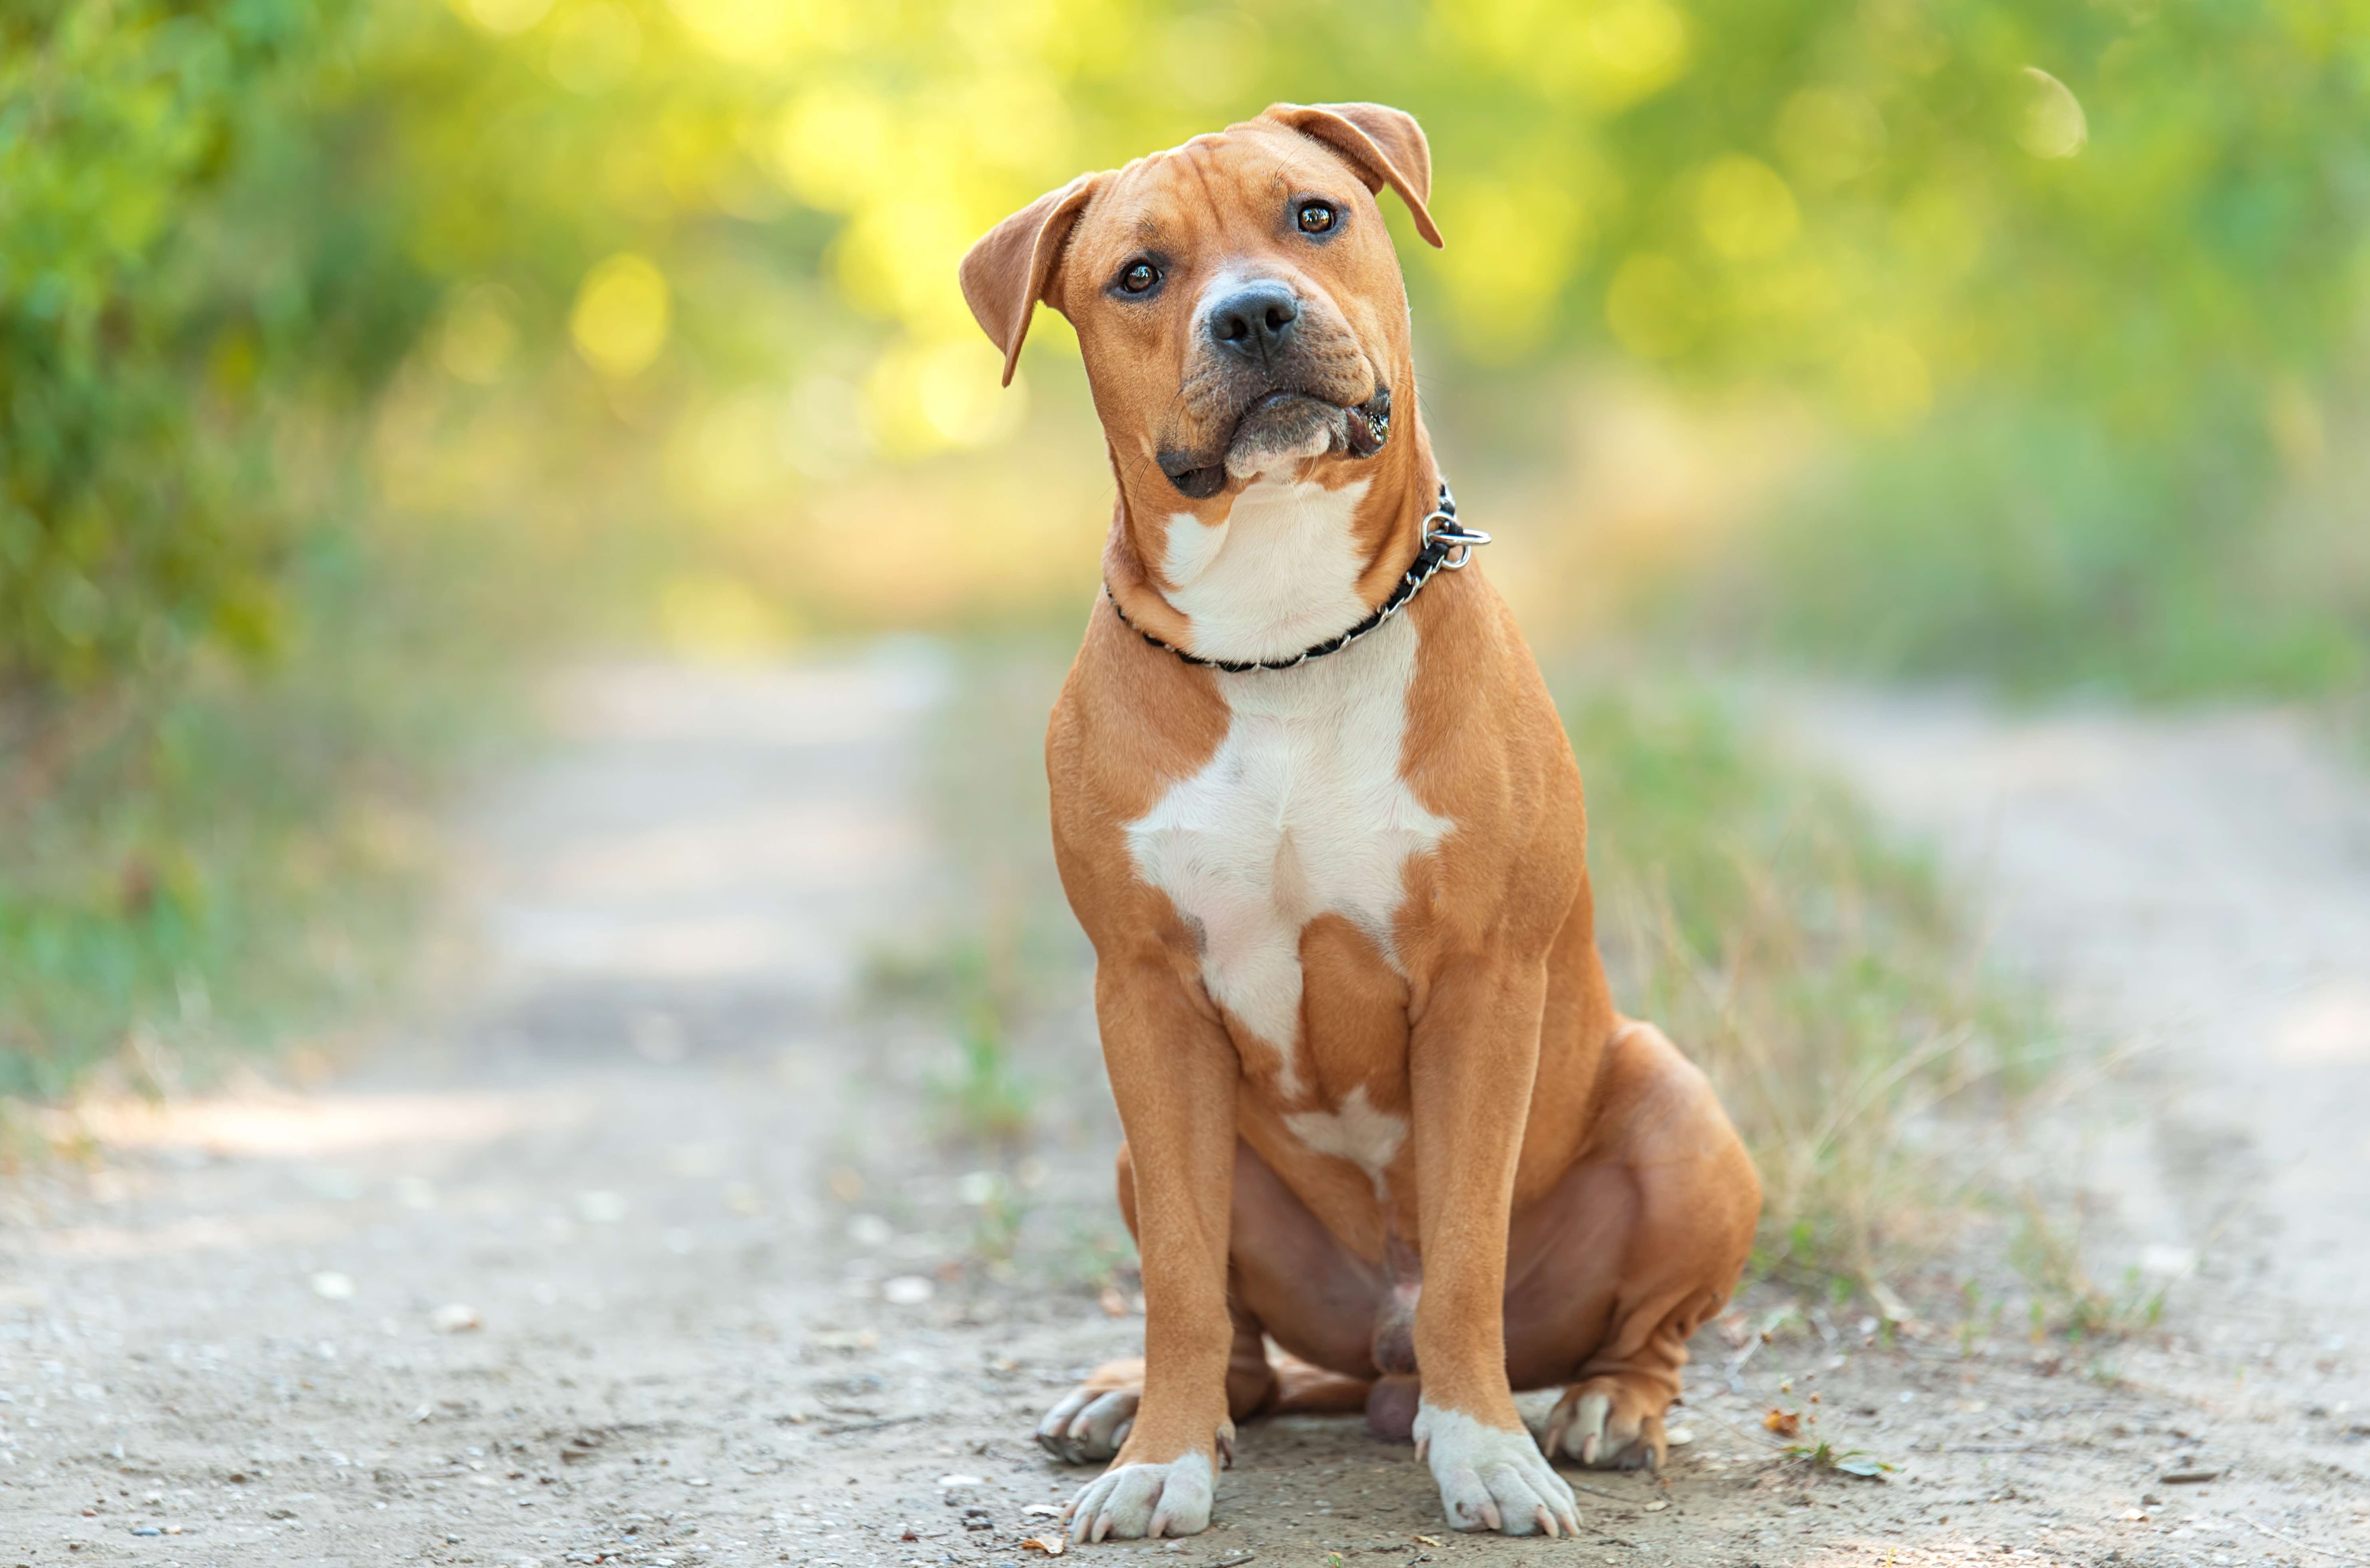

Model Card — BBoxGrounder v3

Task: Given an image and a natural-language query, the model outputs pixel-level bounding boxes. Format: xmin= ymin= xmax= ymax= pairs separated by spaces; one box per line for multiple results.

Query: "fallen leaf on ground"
xmin=1763 ymin=1408 xmax=1802 ymax=1437
xmin=1413 ymin=1535 xmax=1440 ymax=1547
xmin=1022 ymin=1533 xmax=1066 ymax=1554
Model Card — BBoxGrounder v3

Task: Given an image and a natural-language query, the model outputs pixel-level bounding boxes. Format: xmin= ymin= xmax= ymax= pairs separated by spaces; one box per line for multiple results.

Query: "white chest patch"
xmin=1161 ymin=475 xmax=1373 ymax=665
xmin=1283 ymin=1084 xmax=1408 ymax=1187
xmin=1123 ymin=611 xmax=1449 ymax=1102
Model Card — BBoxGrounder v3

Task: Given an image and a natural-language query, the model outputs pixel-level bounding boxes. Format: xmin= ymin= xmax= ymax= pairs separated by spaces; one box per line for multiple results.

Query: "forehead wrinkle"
xmin=1183 ymin=151 xmax=1224 ymax=231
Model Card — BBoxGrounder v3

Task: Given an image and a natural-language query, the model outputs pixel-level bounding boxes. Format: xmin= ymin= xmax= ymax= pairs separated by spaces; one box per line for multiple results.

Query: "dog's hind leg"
xmin=1039 ymin=1140 xmax=1377 ymax=1462
xmin=1505 ymin=1021 xmax=1760 ymax=1473
xmin=1039 ymin=1289 xmax=1304 ymax=1463
xmin=1266 ymin=1349 xmax=1372 ymax=1413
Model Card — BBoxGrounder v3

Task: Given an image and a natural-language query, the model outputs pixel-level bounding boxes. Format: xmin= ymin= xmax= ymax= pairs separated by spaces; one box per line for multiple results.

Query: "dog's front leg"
xmin=1407 ymin=961 xmax=1582 ymax=1537
xmin=1064 ymin=953 xmax=1241 ymax=1543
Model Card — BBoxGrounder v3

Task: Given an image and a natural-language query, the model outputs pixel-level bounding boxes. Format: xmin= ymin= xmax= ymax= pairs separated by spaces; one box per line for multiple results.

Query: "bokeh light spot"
xmin=570 ymin=254 xmax=670 ymax=379
xmin=773 ymin=86 xmax=891 ymax=213
xmin=459 ymin=0 xmax=551 ymax=36
xmin=664 ymin=0 xmax=798 ymax=65
xmin=1585 ymin=0 xmax=1691 ymax=101
xmin=2017 ymin=66 xmax=2088 ymax=158
xmin=1696 ymin=156 xmax=1799 ymax=260
xmin=865 ymin=338 xmax=1026 ymax=456
xmin=1437 ymin=179 xmax=1588 ymax=362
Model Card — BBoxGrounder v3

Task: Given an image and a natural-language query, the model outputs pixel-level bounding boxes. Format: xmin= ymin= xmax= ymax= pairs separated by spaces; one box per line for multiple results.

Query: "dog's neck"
xmin=1102 ymin=425 xmax=1442 ymax=668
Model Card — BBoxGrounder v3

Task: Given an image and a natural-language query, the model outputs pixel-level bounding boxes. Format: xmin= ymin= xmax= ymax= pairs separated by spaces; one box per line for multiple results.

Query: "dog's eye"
xmin=1296 ymin=201 xmax=1336 ymax=235
xmin=1118 ymin=260 xmax=1160 ymax=294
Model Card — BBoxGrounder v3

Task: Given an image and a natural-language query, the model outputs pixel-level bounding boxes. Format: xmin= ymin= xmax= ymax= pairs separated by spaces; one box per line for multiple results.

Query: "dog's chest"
xmin=1124 ymin=615 xmax=1449 ymax=1101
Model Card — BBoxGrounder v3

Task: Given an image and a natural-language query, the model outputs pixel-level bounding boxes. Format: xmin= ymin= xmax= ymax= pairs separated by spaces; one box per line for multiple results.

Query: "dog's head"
xmin=961 ymin=103 xmax=1440 ymax=505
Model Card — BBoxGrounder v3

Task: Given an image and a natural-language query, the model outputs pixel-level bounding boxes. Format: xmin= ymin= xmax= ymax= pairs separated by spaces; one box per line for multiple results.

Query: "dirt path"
xmin=1782 ymin=692 xmax=2370 ymax=1317
xmin=3 ymin=662 xmax=2365 ymax=1568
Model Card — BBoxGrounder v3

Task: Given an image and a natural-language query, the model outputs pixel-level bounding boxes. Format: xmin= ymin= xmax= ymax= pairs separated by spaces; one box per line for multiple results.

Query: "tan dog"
xmin=960 ymin=102 xmax=1760 ymax=1543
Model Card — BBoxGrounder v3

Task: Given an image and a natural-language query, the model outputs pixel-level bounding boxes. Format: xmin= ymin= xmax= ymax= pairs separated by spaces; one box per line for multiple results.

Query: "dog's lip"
xmin=1231 ymin=387 xmax=1353 ymax=431
xmin=1160 ymin=384 xmax=1389 ymax=494
xmin=1218 ymin=384 xmax=1383 ymax=453
xmin=1240 ymin=388 xmax=1327 ymax=418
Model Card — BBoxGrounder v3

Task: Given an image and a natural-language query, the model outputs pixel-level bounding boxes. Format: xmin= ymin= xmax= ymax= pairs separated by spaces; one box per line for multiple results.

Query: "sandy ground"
xmin=2 ymin=658 xmax=2366 ymax=1568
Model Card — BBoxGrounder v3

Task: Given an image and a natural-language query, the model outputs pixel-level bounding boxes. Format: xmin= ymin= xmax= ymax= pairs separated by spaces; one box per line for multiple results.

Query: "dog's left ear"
xmin=1263 ymin=102 xmax=1443 ymax=249
xmin=961 ymin=174 xmax=1101 ymax=387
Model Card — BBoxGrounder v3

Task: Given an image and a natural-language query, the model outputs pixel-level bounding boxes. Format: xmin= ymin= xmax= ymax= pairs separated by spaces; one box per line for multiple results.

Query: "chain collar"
xmin=1106 ymin=480 xmax=1490 ymax=674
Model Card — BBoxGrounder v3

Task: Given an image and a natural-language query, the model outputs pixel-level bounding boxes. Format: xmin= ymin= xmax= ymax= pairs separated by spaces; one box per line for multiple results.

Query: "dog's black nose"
xmin=1206 ymin=282 xmax=1301 ymax=363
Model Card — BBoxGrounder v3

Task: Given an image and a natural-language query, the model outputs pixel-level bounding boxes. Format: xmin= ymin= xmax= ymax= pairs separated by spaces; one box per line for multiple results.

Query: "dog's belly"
xmin=1124 ymin=616 xmax=1448 ymax=1130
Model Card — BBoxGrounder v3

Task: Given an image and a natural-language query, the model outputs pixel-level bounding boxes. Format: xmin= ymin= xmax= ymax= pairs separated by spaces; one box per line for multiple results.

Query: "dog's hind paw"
xmin=1413 ymin=1400 xmax=1581 ymax=1537
xmin=1543 ymin=1375 xmax=1668 ymax=1471
xmin=1037 ymin=1359 xmax=1142 ymax=1463
xmin=1064 ymin=1451 xmax=1216 ymax=1541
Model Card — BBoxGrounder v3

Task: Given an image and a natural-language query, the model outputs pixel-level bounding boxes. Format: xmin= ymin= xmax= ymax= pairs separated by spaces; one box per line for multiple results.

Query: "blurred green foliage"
xmin=8 ymin=0 xmax=2366 ymax=694
xmin=0 ymin=0 xmax=437 ymax=688
xmin=1562 ymin=675 xmax=2037 ymax=1275
xmin=0 ymin=525 xmax=518 ymax=1095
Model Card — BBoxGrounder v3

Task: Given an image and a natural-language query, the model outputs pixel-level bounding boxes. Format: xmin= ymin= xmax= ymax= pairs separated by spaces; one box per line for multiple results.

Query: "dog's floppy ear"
xmin=960 ymin=174 xmax=1100 ymax=387
xmin=1263 ymin=102 xmax=1442 ymax=249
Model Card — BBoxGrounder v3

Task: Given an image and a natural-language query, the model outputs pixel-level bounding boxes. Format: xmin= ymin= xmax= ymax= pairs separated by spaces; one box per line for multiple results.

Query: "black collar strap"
xmin=1107 ymin=481 xmax=1490 ymax=673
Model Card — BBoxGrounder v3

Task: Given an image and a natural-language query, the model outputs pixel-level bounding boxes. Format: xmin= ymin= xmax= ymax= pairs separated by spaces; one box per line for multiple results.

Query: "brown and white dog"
xmin=960 ymin=102 xmax=1760 ymax=1543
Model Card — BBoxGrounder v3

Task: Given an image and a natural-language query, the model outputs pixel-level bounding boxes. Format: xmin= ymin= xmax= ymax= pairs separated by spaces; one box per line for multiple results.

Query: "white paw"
xmin=1037 ymin=1385 xmax=1139 ymax=1462
xmin=1064 ymin=1452 xmax=1216 ymax=1542
xmin=1413 ymin=1399 xmax=1581 ymax=1537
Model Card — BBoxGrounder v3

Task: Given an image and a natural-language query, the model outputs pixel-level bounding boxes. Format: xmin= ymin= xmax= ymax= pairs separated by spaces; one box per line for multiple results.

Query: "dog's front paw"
xmin=1413 ymin=1400 xmax=1580 ymax=1537
xmin=1064 ymin=1451 xmax=1216 ymax=1542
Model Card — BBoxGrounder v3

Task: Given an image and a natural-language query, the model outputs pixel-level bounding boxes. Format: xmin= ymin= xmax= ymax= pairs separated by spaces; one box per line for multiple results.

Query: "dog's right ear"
xmin=960 ymin=175 xmax=1100 ymax=388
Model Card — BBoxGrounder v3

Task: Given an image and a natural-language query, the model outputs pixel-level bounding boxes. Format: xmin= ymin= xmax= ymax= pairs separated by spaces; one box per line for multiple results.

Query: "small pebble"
xmin=309 ymin=1272 xmax=356 ymax=1301
xmin=431 ymin=1303 xmax=483 ymax=1333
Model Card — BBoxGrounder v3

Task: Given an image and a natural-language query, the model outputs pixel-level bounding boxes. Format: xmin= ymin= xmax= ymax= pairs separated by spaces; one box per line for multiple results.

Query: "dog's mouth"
xmin=1162 ymin=386 xmax=1392 ymax=500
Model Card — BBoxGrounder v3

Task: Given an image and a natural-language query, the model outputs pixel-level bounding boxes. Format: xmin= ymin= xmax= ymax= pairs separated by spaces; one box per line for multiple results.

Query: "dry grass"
xmin=1560 ymin=676 xmax=2041 ymax=1286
